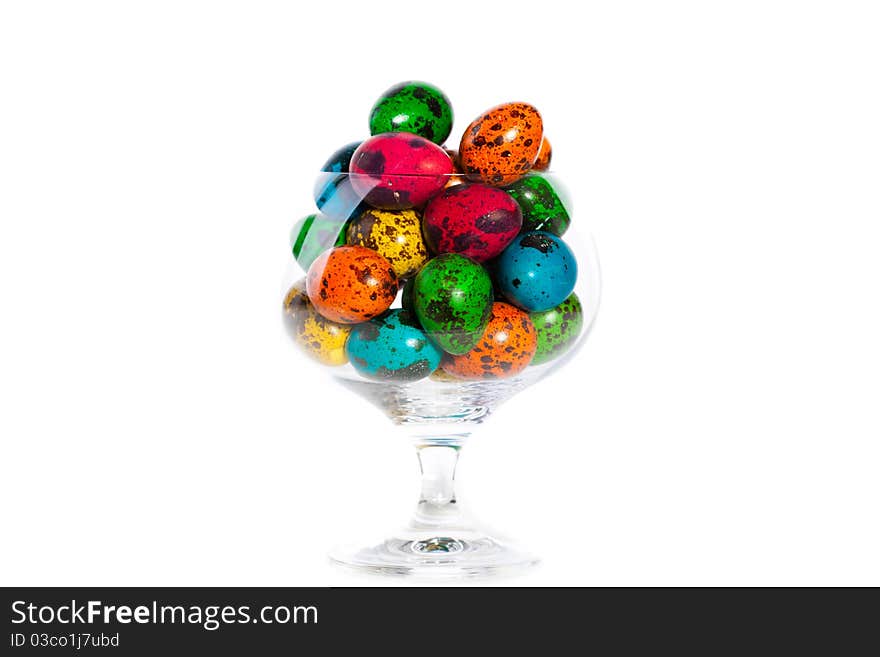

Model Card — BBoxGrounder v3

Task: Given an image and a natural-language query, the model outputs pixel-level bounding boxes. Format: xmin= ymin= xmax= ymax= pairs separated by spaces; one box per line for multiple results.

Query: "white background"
xmin=1 ymin=1 xmax=878 ymax=586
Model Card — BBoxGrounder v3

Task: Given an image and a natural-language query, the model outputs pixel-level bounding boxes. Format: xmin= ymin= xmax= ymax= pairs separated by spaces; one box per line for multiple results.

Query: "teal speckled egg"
xmin=314 ymin=141 xmax=367 ymax=221
xmin=290 ymin=213 xmax=349 ymax=271
xmin=413 ymin=253 xmax=494 ymax=355
xmin=530 ymin=293 xmax=585 ymax=365
xmin=369 ymin=81 xmax=454 ymax=145
xmin=346 ymin=309 xmax=442 ymax=381
xmin=505 ymin=174 xmax=571 ymax=236
xmin=495 ymin=231 xmax=577 ymax=312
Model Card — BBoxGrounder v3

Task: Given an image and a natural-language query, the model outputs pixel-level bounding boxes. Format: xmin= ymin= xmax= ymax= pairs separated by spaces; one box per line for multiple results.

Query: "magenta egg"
xmin=349 ymin=133 xmax=453 ymax=210
xmin=422 ymin=183 xmax=523 ymax=262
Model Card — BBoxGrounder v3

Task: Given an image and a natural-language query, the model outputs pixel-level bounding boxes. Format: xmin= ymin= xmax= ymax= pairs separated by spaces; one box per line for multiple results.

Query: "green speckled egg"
xmin=530 ymin=292 xmax=584 ymax=365
xmin=505 ymin=175 xmax=571 ymax=236
xmin=291 ymin=213 xmax=349 ymax=271
xmin=413 ymin=254 xmax=493 ymax=355
xmin=369 ymin=81 xmax=454 ymax=145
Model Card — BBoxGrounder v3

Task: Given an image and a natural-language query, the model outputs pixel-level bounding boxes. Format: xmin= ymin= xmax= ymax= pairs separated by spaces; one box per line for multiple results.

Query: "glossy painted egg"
xmin=413 ymin=253 xmax=494 ymax=355
xmin=314 ymin=141 xmax=367 ymax=220
xmin=423 ymin=183 xmax=522 ymax=262
xmin=444 ymin=176 xmax=467 ymax=189
xmin=283 ymin=280 xmax=351 ymax=366
xmin=530 ymin=292 xmax=584 ymax=366
xmin=442 ymin=302 xmax=537 ymax=379
xmin=495 ymin=231 xmax=577 ymax=312
xmin=346 ymin=309 xmax=442 ymax=382
xmin=429 ymin=367 xmax=462 ymax=383
xmin=290 ymin=213 xmax=349 ymax=271
xmin=533 ymin=137 xmax=552 ymax=171
xmin=314 ymin=176 xmax=367 ymax=221
xmin=400 ymin=275 xmax=416 ymax=313
xmin=443 ymin=148 xmax=467 ymax=188
xmin=504 ymin=175 xmax=571 ymax=236
xmin=346 ymin=208 xmax=429 ymax=279
xmin=349 ymin=133 xmax=453 ymax=210
xmin=459 ymin=102 xmax=543 ymax=185
xmin=320 ymin=140 xmax=360 ymax=174
xmin=445 ymin=148 xmax=462 ymax=171
xmin=306 ymin=245 xmax=398 ymax=323
xmin=369 ymin=81 xmax=454 ymax=145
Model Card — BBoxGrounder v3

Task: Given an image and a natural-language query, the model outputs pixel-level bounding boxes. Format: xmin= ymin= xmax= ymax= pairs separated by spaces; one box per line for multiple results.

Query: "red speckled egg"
xmin=349 ymin=133 xmax=453 ymax=210
xmin=441 ymin=302 xmax=537 ymax=380
xmin=459 ymin=102 xmax=543 ymax=185
xmin=306 ymin=245 xmax=398 ymax=324
xmin=423 ymin=183 xmax=522 ymax=262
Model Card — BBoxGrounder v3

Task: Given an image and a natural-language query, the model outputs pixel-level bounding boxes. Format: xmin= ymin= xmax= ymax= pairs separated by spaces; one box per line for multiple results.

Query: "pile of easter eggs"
xmin=284 ymin=81 xmax=585 ymax=382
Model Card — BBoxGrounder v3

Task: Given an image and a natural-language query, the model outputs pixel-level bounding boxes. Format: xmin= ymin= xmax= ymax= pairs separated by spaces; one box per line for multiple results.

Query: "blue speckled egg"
xmin=495 ymin=231 xmax=577 ymax=312
xmin=313 ymin=141 xmax=367 ymax=220
xmin=319 ymin=141 xmax=361 ymax=174
xmin=345 ymin=309 xmax=442 ymax=381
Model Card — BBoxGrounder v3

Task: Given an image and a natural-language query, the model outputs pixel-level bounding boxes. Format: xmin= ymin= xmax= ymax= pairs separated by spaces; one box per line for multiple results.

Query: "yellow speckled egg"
xmin=429 ymin=368 xmax=463 ymax=383
xmin=346 ymin=208 xmax=429 ymax=279
xmin=283 ymin=280 xmax=350 ymax=366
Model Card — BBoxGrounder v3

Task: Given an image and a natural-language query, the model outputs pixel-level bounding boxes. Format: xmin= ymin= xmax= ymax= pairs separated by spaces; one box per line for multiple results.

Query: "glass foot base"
xmin=329 ymin=530 xmax=539 ymax=579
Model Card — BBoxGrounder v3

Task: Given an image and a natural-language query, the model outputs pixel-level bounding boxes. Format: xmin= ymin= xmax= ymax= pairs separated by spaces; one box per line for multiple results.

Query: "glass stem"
xmin=412 ymin=439 xmax=465 ymax=528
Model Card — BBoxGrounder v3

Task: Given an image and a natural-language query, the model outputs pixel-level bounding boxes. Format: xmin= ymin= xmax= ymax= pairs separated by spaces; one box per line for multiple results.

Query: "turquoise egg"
xmin=345 ymin=309 xmax=442 ymax=382
xmin=495 ymin=231 xmax=577 ymax=312
xmin=313 ymin=141 xmax=367 ymax=220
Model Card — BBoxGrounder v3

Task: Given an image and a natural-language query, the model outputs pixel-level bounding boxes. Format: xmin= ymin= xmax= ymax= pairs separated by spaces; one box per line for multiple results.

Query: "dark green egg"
xmin=413 ymin=254 xmax=493 ymax=355
xmin=530 ymin=293 xmax=584 ymax=365
xmin=505 ymin=175 xmax=571 ymax=236
xmin=401 ymin=276 xmax=416 ymax=313
xmin=369 ymin=81 xmax=454 ymax=145
xmin=290 ymin=213 xmax=349 ymax=271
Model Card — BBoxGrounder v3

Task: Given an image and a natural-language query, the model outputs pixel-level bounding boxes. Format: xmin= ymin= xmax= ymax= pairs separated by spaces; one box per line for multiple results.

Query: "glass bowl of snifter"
xmin=282 ymin=81 xmax=600 ymax=578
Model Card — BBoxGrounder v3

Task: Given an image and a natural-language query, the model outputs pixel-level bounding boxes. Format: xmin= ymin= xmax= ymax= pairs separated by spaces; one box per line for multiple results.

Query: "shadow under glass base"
xmin=329 ymin=529 xmax=539 ymax=579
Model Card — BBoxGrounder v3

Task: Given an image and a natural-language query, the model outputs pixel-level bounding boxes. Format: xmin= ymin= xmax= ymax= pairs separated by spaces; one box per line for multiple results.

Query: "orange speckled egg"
xmin=533 ymin=137 xmax=552 ymax=171
xmin=442 ymin=302 xmax=537 ymax=379
xmin=306 ymin=245 xmax=398 ymax=324
xmin=459 ymin=102 xmax=543 ymax=186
